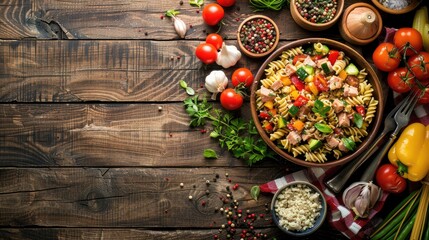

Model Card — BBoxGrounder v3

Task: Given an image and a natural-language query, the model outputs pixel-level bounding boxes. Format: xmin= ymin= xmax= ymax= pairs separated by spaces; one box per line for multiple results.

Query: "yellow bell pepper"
xmin=388 ymin=123 xmax=429 ymax=182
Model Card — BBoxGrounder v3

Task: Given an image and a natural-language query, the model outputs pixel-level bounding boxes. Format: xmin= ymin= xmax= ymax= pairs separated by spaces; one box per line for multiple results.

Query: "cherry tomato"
xmin=231 ymin=68 xmax=254 ymax=88
xmin=202 ymin=3 xmax=224 ymax=26
xmin=387 ymin=67 xmax=415 ymax=93
xmin=217 ymin=0 xmax=235 ymax=7
xmin=372 ymin=42 xmax=401 ymax=72
xmin=376 ymin=164 xmax=407 ymax=194
xmin=407 ymin=51 xmax=429 ymax=82
xmin=393 ymin=28 xmax=423 ymax=56
xmin=195 ymin=43 xmax=218 ymax=64
xmin=293 ymin=95 xmax=309 ymax=107
xmin=292 ymin=54 xmax=308 ymax=65
xmin=205 ymin=33 xmax=223 ymax=50
xmin=417 ymin=86 xmax=429 ymax=104
xmin=355 ymin=105 xmax=365 ymax=116
xmin=220 ymin=88 xmax=243 ymax=110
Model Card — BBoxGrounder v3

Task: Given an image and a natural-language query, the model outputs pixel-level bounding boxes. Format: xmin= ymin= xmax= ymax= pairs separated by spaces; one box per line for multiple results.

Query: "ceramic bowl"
xmin=237 ymin=15 xmax=280 ymax=58
xmin=271 ymin=181 xmax=327 ymax=237
xmin=371 ymin=0 xmax=422 ymax=14
xmin=290 ymin=0 xmax=344 ymax=31
xmin=250 ymin=38 xmax=384 ymax=168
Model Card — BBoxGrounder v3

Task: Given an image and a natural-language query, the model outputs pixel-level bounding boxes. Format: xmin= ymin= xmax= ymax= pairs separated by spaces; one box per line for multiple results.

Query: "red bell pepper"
xmin=294 ymin=95 xmax=309 ymax=107
xmin=328 ymin=50 xmax=340 ymax=65
xmin=290 ymin=74 xmax=305 ymax=91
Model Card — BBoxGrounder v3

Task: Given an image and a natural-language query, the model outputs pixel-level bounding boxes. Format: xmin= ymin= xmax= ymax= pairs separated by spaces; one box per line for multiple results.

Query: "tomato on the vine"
xmin=231 ymin=68 xmax=254 ymax=88
xmin=393 ymin=28 xmax=423 ymax=56
xmin=217 ymin=0 xmax=235 ymax=7
xmin=407 ymin=51 xmax=429 ymax=82
xmin=372 ymin=42 xmax=401 ymax=72
xmin=220 ymin=88 xmax=243 ymax=110
xmin=202 ymin=3 xmax=224 ymax=26
xmin=205 ymin=33 xmax=223 ymax=50
xmin=387 ymin=67 xmax=415 ymax=93
xmin=417 ymin=86 xmax=429 ymax=104
xmin=376 ymin=164 xmax=407 ymax=194
xmin=195 ymin=43 xmax=218 ymax=64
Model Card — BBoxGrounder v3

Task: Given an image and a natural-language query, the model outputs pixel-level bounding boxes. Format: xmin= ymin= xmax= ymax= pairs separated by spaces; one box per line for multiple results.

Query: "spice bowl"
xmin=371 ymin=0 xmax=422 ymax=14
xmin=237 ymin=15 xmax=280 ymax=58
xmin=271 ymin=181 xmax=327 ymax=237
xmin=290 ymin=0 xmax=344 ymax=31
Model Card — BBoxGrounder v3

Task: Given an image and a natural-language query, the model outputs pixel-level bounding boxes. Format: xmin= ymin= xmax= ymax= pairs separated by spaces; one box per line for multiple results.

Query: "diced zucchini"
xmin=320 ymin=44 xmax=330 ymax=55
xmin=345 ymin=63 xmax=359 ymax=76
xmin=309 ymin=139 xmax=322 ymax=151
xmin=296 ymin=67 xmax=309 ymax=80
xmin=303 ymin=65 xmax=314 ymax=75
xmin=278 ymin=117 xmax=287 ymax=129
xmin=288 ymin=105 xmax=299 ymax=116
xmin=321 ymin=62 xmax=332 ymax=74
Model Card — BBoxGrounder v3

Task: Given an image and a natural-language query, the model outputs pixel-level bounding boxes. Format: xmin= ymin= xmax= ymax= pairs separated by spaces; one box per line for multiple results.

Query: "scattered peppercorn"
xmin=239 ymin=17 xmax=277 ymax=55
xmin=179 ymin=182 xmax=184 ymax=188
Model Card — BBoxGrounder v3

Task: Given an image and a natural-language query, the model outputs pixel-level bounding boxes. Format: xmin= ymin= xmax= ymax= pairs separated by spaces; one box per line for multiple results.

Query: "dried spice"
xmin=239 ymin=18 xmax=277 ymax=55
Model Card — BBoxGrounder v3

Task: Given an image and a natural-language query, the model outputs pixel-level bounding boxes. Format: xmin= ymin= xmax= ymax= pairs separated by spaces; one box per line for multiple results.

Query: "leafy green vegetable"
xmin=250 ymin=185 xmax=260 ymax=201
xmin=342 ymin=137 xmax=356 ymax=151
xmin=314 ymin=123 xmax=333 ymax=134
xmin=165 ymin=9 xmax=180 ymax=17
xmin=189 ymin=0 xmax=204 ymax=7
xmin=312 ymin=99 xmax=330 ymax=117
xmin=353 ymin=113 xmax=363 ymax=128
xmin=203 ymin=149 xmax=218 ymax=159
xmin=249 ymin=0 xmax=288 ymax=11
xmin=179 ymin=80 xmax=195 ymax=96
xmin=179 ymin=79 xmax=188 ymax=89
xmin=183 ymin=95 xmax=212 ymax=127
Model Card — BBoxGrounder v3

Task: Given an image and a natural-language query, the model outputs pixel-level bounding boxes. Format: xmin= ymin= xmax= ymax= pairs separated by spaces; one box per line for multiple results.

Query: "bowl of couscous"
xmin=271 ymin=181 xmax=327 ymax=237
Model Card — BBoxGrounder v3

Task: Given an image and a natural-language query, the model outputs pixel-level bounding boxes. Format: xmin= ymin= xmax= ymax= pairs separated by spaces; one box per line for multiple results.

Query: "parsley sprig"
xmin=312 ymin=99 xmax=331 ymax=117
xmin=183 ymin=95 xmax=211 ymax=127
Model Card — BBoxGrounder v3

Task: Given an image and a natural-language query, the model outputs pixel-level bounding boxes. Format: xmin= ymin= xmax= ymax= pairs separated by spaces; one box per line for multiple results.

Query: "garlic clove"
xmin=173 ymin=17 xmax=187 ymax=38
xmin=342 ymin=181 xmax=381 ymax=218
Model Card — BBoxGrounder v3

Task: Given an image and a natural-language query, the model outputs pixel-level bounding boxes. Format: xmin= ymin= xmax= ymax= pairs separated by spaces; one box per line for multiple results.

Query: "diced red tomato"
xmin=262 ymin=121 xmax=273 ymax=132
xmin=293 ymin=95 xmax=309 ymax=107
xmin=328 ymin=50 xmax=340 ymax=65
xmin=356 ymin=105 xmax=366 ymax=116
xmin=314 ymin=74 xmax=329 ymax=92
xmin=287 ymin=122 xmax=295 ymax=131
xmin=259 ymin=111 xmax=271 ymax=120
xmin=290 ymin=74 xmax=305 ymax=91
xmin=311 ymin=54 xmax=323 ymax=61
xmin=292 ymin=54 xmax=309 ymax=65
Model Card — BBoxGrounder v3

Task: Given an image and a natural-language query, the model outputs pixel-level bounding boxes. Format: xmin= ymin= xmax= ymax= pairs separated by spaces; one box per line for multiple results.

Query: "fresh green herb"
xmin=189 ymin=0 xmax=204 ymax=7
xmin=314 ymin=123 xmax=333 ymax=134
xmin=312 ymin=99 xmax=330 ymax=117
xmin=203 ymin=149 xmax=218 ymax=159
xmin=165 ymin=9 xmax=180 ymax=17
xmin=249 ymin=0 xmax=288 ymax=11
xmin=179 ymin=80 xmax=195 ymax=96
xmin=250 ymin=185 xmax=261 ymax=201
xmin=183 ymin=95 xmax=212 ymax=127
xmin=288 ymin=105 xmax=299 ymax=116
xmin=353 ymin=113 xmax=363 ymax=128
xmin=342 ymin=137 xmax=356 ymax=151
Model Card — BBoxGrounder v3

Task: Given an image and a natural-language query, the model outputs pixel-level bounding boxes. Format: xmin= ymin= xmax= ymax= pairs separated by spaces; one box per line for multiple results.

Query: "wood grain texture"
xmin=0 ymin=0 xmax=362 ymax=40
xmin=0 ymin=103 xmax=296 ymax=168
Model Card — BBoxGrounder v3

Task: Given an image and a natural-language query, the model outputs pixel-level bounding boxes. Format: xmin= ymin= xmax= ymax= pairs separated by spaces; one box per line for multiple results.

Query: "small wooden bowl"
xmin=371 ymin=0 xmax=422 ymax=14
xmin=237 ymin=15 xmax=280 ymax=58
xmin=290 ymin=0 xmax=344 ymax=31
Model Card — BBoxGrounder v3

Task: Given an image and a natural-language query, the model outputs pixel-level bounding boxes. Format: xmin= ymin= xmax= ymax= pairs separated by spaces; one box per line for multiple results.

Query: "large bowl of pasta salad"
xmin=250 ymin=38 xmax=384 ymax=167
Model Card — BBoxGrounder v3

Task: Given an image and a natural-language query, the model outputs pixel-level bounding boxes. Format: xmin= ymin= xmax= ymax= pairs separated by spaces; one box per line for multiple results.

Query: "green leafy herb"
xmin=250 ymin=185 xmax=260 ymax=201
xmin=183 ymin=95 xmax=212 ymax=127
xmin=249 ymin=0 xmax=288 ymax=11
xmin=179 ymin=79 xmax=188 ymax=89
xmin=165 ymin=9 xmax=180 ymax=17
xmin=179 ymin=80 xmax=195 ymax=96
xmin=312 ymin=99 xmax=331 ymax=117
xmin=203 ymin=149 xmax=218 ymax=159
xmin=189 ymin=0 xmax=204 ymax=7
xmin=314 ymin=123 xmax=333 ymax=134
xmin=342 ymin=137 xmax=356 ymax=151
xmin=353 ymin=113 xmax=363 ymax=128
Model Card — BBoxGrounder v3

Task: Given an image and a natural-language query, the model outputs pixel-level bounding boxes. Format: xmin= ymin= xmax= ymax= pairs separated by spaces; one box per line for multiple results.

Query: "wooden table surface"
xmin=0 ymin=0 xmax=419 ymax=239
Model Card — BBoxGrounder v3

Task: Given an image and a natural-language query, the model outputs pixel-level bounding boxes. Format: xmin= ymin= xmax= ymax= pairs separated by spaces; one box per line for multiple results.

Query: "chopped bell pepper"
xmin=388 ymin=123 xmax=429 ymax=182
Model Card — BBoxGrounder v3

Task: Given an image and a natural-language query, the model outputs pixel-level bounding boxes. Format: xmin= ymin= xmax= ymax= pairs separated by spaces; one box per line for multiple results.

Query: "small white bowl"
xmin=271 ymin=181 xmax=327 ymax=237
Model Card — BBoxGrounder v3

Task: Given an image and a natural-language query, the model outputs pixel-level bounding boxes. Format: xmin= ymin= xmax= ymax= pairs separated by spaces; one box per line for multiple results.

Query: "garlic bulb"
xmin=173 ymin=16 xmax=187 ymax=38
xmin=205 ymin=70 xmax=228 ymax=99
xmin=342 ymin=181 xmax=381 ymax=218
xmin=216 ymin=43 xmax=242 ymax=68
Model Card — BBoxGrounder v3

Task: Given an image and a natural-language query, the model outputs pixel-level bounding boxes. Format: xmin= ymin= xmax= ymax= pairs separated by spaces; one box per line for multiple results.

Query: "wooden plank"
xmin=0 ymin=103 xmax=296 ymax=168
xmin=0 ymin=0 xmax=363 ymax=40
xmin=0 ymin=227 xmax=346 ymax=240
xmin=0 ymin=167 xmax=285 ymax=227
xmin=0 ymin=39 xmax=269 ymax=102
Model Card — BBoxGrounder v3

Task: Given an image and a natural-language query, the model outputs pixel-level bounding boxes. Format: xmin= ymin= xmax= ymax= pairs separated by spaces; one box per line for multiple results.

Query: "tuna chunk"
xmin=284 ymin=64 xmax=297 ymax=76
xmin=338 ymin=141 xmax=348 ymax=152
xmin=344 ymin=84 xmax=359 ymax=97
xmin=329 ymin=76 xmax=343 ymax=90
xmin=287 ymin=131 xmax=302 ymax=145
xmin=332 ymin=99 xmax=344 ymax=113
xmin=338 ymin=112 xmax=350 ymax=127
xmin=271 ymin=80 xmax=283 ymax=91
xmin=326 ymin=136 xmax=340 ymax=148
xmin=260 ymin=86 xmax=275 ymax=102
xmin=303 ymin=56 xmax=316 ymax=67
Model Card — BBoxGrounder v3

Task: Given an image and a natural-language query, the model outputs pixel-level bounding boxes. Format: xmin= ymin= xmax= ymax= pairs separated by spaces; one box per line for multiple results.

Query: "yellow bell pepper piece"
xmin=388 ymin=123 xmax=429 ymax=182
xmin=293 ymin=120 xmax=305 ymax=131
xmin=338 ymin=70 xmax=348 ymax=80
xmin=290 ymin=90 xmax=300 ymax=100
xmin=264 ymin=100 xmax=274 ymax=110
xmin=280 ymin=75 xmax=292 ymax=86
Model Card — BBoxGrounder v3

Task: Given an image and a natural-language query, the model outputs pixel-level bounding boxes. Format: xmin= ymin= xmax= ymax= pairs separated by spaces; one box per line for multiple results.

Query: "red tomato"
xmin=231 ymin=68 xmax=254 ymax=88
xmin=314 ymin=74 xmax=329 ymax=92
xmin=417 ymin=86 xmax=429 ymax=104
xmin=355 ymin=105 xmax=365 ymax=116
xmin=292 ymin=54 xmax=308 ymax=65
xmin=407 ymin=52 xmax=429 ymax=82
xmin=220 ymin=88 xmax=243 ymax=110
xmin=372 ymin=42 xmax=401 ymax=72
xmin=217 ymin=0 xmax=235 ymax=7
xmin=259 ymin=111 xmax=271 ymax=120
xmin=293 ymin=95 xmax=309 ymax=107
xmin=205 ymin=33 xmax=223 ymax=50
xmin=195 ymin=43 xmax=218 ymax=64
xmin=328 ymin=50 xmax=340 ymax=65
xmin=290 ymin=74 xmax=305 ymax=90
xmin=387 ymin=67 xmax=415 ymax=93
xmin=376 ymin=164 xmax=407 ymax=194
xmin=393 ymin=28 xmax=423 ymax=56
xmin=202 ymin=3 xmax=224 ymax=26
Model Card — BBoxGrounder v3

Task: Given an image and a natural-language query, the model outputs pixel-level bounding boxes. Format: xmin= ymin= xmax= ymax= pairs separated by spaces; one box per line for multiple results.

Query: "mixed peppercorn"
xmin=295 ymin=0 xmax=338 ymax=24
xmin=239 ymin=18 xmax=277 ymax=55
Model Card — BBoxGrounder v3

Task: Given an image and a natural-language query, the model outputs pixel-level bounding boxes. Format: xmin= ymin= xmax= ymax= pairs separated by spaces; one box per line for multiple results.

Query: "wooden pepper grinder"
xmin=339 ymin=3 xmax=383 ymax=45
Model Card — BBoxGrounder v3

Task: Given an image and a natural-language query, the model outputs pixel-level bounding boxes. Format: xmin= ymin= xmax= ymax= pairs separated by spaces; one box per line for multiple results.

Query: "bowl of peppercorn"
xmin=290 ymin=0 xmax=344 ymax=31
xmin=237 ymin=15 xmax=280 ymax=58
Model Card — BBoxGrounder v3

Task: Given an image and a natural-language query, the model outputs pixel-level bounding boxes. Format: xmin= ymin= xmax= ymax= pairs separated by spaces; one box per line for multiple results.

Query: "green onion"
xmin=249 ymin=0 xmax=288 ymax=12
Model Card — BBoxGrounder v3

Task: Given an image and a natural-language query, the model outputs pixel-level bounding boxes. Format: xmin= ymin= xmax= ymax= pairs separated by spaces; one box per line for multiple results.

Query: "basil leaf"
xmin=179 ymin=80 xmax=188 ymax=89
xmin=342 ymin=137 xmax=356 ymax=151
xmin=314 ymin=123 xmax=333 ymax=134
xmin=189 ymin=0 xmax=204 ymax=7
xmin=250 ymin=185 xmax=260 ymax=201
xmin=210 ymin=131 xmax=219 ymax=138
xmin=354 ymin=113 xmax=363 ymax=128
xmin=186 ymin=87 xmax=195 ymax=96
xmin=203 ymin=149 xmax=218 ymax=159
